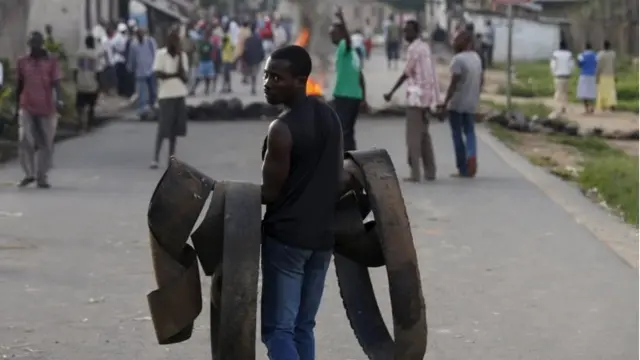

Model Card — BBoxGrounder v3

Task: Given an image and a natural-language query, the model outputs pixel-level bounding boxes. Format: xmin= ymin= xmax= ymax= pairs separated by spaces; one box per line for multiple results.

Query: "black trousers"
xmin=333 ymin=96 xmax=361 ymax=151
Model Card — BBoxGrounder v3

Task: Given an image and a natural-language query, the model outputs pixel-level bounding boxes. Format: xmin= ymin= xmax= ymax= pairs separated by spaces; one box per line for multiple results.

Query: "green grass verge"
xmin=547 ymin=134 xmax=638 ymax=226
xmin=494 ymin=60 xmax=639 ymax=112
xmin=487 ymin=118 xmax=639 ymax=226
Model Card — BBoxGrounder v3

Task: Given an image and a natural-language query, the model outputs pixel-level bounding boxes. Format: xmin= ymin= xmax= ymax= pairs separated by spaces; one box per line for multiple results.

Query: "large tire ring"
xmin=146 ymin=159 xmax=262 ymax=359
xmin=337 ymin=149 xmax=428 ymax=359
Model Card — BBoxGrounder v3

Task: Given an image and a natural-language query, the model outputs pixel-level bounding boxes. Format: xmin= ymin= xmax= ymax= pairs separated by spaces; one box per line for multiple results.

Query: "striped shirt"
xmin=17 ymin=54 xmax=61 ymax=116
xmin=403 ymin=39 xmax=440 ymax=108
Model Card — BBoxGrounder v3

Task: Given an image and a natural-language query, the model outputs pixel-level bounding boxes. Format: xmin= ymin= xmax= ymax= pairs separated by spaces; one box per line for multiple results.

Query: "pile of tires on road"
xmin=139 ymin=98 xmax=410 ymax=122
xmin=483 ymin=110 xmax=639 ymax=140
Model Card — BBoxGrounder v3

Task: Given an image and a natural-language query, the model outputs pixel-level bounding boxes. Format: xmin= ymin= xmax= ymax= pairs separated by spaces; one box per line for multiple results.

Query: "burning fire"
xmin=294 ymin=29 xmax=323 ymax=96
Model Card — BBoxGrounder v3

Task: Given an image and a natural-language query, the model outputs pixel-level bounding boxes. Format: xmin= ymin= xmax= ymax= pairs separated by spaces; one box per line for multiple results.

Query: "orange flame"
xmin=295 ymin=29 xmax=323 ymax=96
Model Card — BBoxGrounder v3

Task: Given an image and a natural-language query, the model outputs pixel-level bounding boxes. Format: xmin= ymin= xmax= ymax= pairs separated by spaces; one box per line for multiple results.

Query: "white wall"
xmin=466 ymin=13 xmax=560 ymax=62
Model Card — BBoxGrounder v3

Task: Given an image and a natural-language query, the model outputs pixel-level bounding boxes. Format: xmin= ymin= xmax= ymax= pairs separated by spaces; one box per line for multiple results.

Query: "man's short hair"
xmin=405 ymin=19 xmax=420 ymax=33
xmin=270 ymin=45 xmax=312 ymax=78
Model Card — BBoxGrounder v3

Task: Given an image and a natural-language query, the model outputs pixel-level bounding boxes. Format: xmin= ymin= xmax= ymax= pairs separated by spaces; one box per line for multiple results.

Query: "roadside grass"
xmin=493 ymin=60 xmax=639 ymax=112
xmin=547 ymin=134 xmax=639 ymax=226
xmin=485 ymin=109 xmax=639 ymax=226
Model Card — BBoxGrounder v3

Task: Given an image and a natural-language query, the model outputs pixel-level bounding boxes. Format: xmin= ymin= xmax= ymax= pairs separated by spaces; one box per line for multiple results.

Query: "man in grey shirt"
xmin=438 ymin=30 xmax=483 ymax=178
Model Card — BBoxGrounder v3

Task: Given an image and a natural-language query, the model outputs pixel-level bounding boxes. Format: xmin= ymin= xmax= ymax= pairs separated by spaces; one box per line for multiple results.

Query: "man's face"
xmin=263 ymin=57 xmax=298 ymax=105
xmin=329 ymin=25 xmax=342 ymax=45
xmin=29 ymin=34 xmax=44 ymax=51
xmin=403 ymin=24 xmax=417 ymax=43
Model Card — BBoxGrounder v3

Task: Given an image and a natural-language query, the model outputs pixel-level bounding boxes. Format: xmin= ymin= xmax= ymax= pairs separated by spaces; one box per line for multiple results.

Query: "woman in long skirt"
xmin=596 ymin=40 xmax=618 ymax=111
xmin=576 ymin=43 xmax=598 ymax=114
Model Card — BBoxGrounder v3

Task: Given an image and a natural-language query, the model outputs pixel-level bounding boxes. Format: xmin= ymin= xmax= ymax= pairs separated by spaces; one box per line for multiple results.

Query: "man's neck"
xmin=284 ymin=92 xmax=307 ymax=108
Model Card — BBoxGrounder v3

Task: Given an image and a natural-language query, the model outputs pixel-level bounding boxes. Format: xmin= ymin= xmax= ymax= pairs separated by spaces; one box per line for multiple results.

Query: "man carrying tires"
xmin=261 ymin=45 xmax=343 ymax=360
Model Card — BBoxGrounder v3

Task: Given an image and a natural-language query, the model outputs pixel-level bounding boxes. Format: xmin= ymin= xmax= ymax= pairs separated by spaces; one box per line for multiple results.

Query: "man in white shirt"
xmin=150 ymin=26 xmax=189 ymax=169
xmin=111 ymin=23 xmax=129 ymax=96
xmin=273 ymin=20 xmax=288 ymax=49
xmin=550 ymin=40 xmax=574 ymax=114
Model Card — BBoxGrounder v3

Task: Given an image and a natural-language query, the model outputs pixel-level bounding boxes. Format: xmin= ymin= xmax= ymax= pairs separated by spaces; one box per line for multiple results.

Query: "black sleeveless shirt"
xmin=261 ymin=97 xmax=343 ymax=250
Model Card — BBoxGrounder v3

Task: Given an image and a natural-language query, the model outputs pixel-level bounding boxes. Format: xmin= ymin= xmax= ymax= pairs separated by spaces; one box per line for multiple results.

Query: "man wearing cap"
xmin=112 ymin=23 xmax=130 ymax=96
xmin=15 ymin=31 xmax=63 ymax=189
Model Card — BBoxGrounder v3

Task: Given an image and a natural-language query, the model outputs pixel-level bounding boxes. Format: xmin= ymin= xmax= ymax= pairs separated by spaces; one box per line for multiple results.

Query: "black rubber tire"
xmin=337 ymin=149 xmax=427 ymax=360
xmin=146 ymin=158 xmax=214 ymax=345
xmin=209 ymin=182 xmax=261 ymax=360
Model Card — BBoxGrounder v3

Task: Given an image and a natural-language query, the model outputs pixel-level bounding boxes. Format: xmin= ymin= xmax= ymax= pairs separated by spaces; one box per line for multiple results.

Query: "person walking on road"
xmin=596 ymin=40 xmax=617 ymax=112
xmin=189 ymin=28 xmax=217 ymax=95
xmin=383 ymin=20 xmax=440 ymax=182
xmin=550 ymin=40 xmax=574 ymax=114
xmin=384 ymin=14 xmax=401 ymax=70
xmin=15 ymin=31 xmax=63 ymax=189
xmin=438 ymin=30 xmax=483 ymax=178
xmin=481 ymin=19 xmax=494 ymax=68
xmin=74 ymin=35 xmax=101 ymax=132
xmin=261 ymin=44 xmax=343 ymax=360
xmin=150 ymin=27 xmax=189 ymax=169
xmin=220 ymin=29 xmax=236 ymax=93
xmin=330 ymin=7 xmax=366 ymax=151
xmin=242 ymin=24 xmax=266 ymax=95
xmin=127 ymin=27 xmax=157 ymax=119
xmin=576 ymin=43 xmax=598 ymax=114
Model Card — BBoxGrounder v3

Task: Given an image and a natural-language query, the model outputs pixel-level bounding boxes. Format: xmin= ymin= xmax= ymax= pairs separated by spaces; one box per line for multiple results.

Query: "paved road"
xmin=0 ymin=112 xmax=637 ymax=359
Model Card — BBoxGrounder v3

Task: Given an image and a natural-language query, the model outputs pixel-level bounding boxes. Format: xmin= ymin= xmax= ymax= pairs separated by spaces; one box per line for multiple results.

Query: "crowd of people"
xmin=9 ymin=9 xmax=481 ymax=360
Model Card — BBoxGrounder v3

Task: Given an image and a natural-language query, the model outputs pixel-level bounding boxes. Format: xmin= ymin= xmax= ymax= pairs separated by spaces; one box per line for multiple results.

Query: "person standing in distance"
xmin=15 ymin=31 xmax=63 ymax=189
xmin=438 ymin=30 xmax=483 ymax=178
xmin=150 ymin=26 xmax=189 ymax=169
xmin=330 ymin=7 xmax=366 ymax=151
xmin=383 ymin=20 xmax=440 ymax=182
xmin=261 ymin=45 xmax=343 ymax=360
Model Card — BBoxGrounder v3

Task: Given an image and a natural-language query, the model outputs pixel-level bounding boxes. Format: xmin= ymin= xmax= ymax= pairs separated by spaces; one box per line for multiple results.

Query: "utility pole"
xmin=505 ymin=3 xmax=513 ymax=110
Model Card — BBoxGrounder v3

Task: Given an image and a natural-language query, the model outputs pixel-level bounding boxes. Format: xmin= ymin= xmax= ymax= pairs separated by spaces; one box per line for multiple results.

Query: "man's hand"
xmin=335 ymin=6 xmax=344 ymax=21
xmin=359 ymin=100 xmax=369 ymax=113
xmin=383 ymin=92 xmax=392 ymax=102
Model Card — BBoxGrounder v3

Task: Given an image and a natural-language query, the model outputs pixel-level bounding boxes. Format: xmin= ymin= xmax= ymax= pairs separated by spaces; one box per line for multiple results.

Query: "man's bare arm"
xmin=443 ymin=74 xmax=461 ymax=106
xmin=261 ymin=120 xmax=292 ymax=204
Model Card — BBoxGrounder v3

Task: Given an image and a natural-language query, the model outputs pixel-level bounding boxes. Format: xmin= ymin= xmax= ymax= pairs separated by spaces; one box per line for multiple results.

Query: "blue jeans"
xmin=136 ymin=75 xmax=157 ymax=114
xmin=448 ymin=111 xmax=477 ymax=175
xmin=261 ymin=237 xmax=332 ymax=360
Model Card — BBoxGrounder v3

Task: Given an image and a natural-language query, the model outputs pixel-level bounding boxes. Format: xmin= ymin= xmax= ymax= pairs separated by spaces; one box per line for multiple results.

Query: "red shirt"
xmin=17 ymin=54 xmax=61 ymax=116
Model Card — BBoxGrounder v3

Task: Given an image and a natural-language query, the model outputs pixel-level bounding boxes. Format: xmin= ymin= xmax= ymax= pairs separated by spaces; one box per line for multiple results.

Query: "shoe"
xmin=36 ymin=181 xmax=51 ymax=189
xmin=466 ymin=156 xmax=477 ymax=178
xmin=149 ymin=161 xmax=159 ymax=169
xmin=17 ymin=177 xmax=35 ymax=188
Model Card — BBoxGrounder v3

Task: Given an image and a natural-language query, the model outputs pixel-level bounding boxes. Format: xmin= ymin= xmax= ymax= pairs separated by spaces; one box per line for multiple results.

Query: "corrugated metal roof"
xmin=137 ymin=0 xmax=188 ymax=21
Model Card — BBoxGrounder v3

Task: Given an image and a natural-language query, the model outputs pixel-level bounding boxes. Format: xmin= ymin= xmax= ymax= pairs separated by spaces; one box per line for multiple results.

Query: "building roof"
xmin=137 ymin=0 xmax=188 ymax=21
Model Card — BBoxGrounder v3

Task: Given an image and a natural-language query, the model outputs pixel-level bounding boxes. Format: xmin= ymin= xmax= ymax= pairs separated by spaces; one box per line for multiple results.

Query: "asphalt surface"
xmin=0 ymin=52 xmax=637 ymax=360
xmin=0 ymin=111 xmax=637 ymax=359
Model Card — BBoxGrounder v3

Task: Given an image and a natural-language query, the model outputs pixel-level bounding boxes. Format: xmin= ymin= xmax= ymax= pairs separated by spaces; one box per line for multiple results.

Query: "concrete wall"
xmin=0 ymin=0 xmax=116 ymax=62
xmin=466 ymin=12 xmax=561 ymax=62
